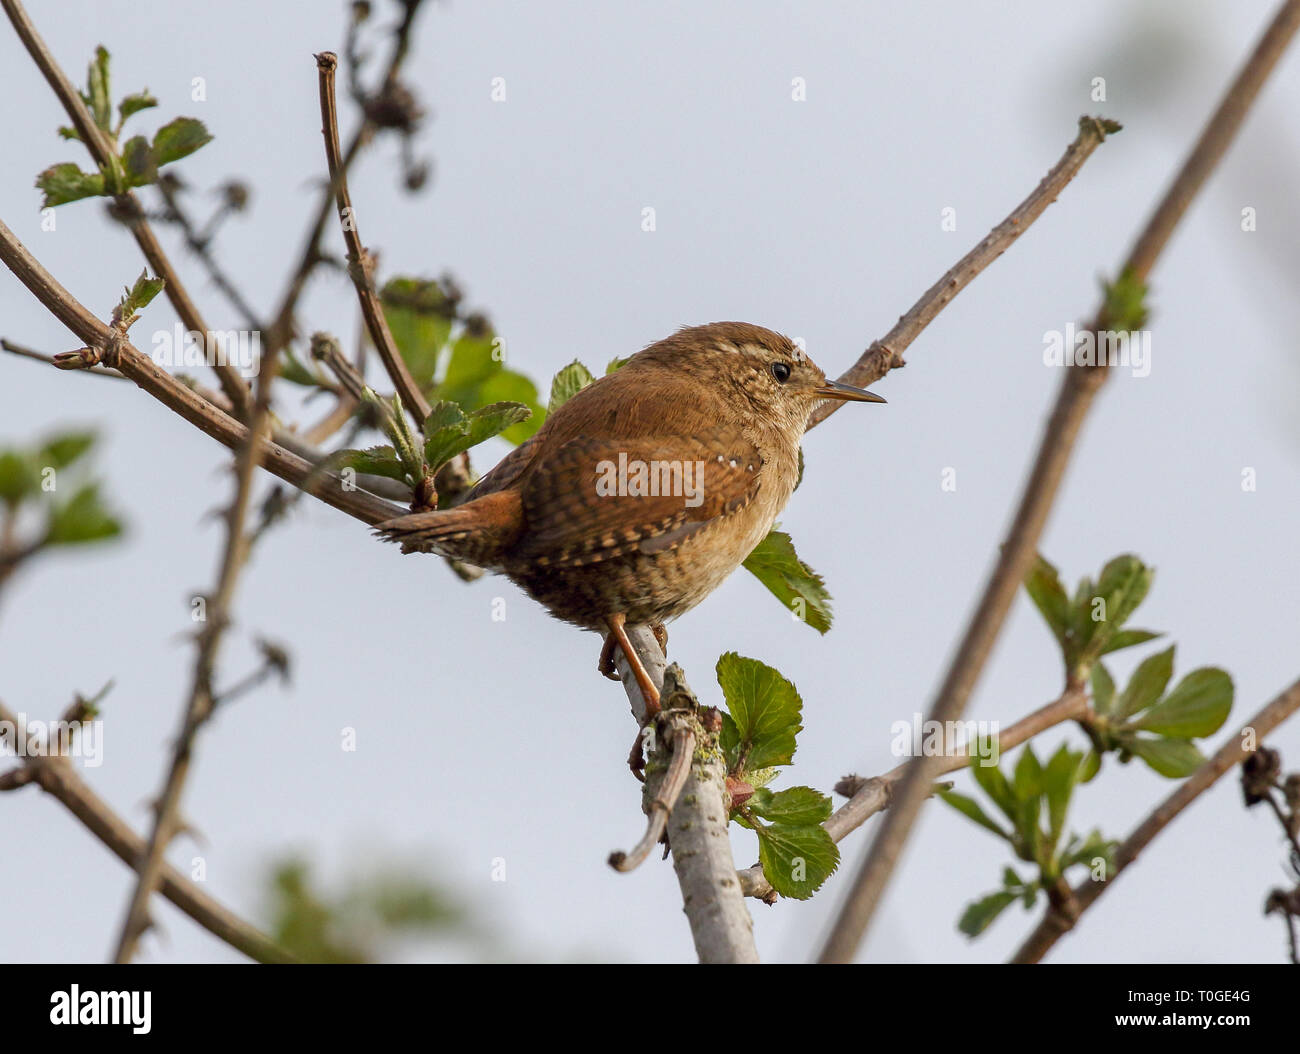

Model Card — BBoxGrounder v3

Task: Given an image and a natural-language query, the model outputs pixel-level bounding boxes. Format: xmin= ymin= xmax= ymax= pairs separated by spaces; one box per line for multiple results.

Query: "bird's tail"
xmin=373 ymin=490 xmax=521 ymax=568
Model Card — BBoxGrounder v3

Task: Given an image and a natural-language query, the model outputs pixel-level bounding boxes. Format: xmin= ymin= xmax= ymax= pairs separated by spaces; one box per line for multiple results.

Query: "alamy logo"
xmin=1043 ymin=322 xmax=1151 ymax=377
xmin=595 ymin=454 xmax=706 ymax=508
xmin=151 ymin=324 xmax=260 ymax=374
xmin=50 ymin=986 xmax=151 ymax=1034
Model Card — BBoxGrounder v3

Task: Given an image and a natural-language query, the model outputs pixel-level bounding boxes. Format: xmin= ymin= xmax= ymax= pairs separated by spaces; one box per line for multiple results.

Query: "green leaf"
xmin=1025 ymin=554 xmax=1070 ymax=648
xmin=1090 ymin=661 xmax=1115 ymax=715
xmin=420 ymin=400 xmax=471 ymax=473
xmin=117 ymin=269 xmax=165 ymax=320
xmin=36 ymin=163 xmax=105 ymax=207
xmin=957 ymin=890 xmax=1019 ymax=938
xmin=741 ymin=528 xmax=833 ymax=634
xmin=1042 ymin=744 xmax=1082 ymax=852
xmin=151 ymin=116 xmax=212 ymax=166
xmin=475 ymin=371 xmax=542 ymax=444
xmin=1102 ymin=267 xmax=1150 ymax=331
xmin=117 ymin=90 xmax=158 ymax=126
xmin=716 ymin=653 xmax=802 ymax=771
xmin=58 ymin=125 xmax=82 ymax=141
xmin=439 ymin=332 xmax=499 ymax=404
xmin=335 ymin=446 xmax=409 ymax=482
xmin=605 ymin=355 xmax=631 ymax=374
xmin=465 ymin=401 xmax=532 ymax=447
xmin=45 ymin=483 xmax=122 ymax=545
xmin=1079 ymin=749 xmax=1102 ymax=783
xmin=1126 ymin=735 xmax=1204 ymax=778
xmin=547 ymin=361 xmax=595 ymax=413
xmin=936 ymin=788 xmax=1009 ymax=839
xmin=754 ymin=822 xmax=838 ymax=900
xmin=748 ymin=786 xmax=832 ymax=827
xmin=0 ymin=451 xmax=39 ymax=504
xmin=381 ymin=278 xmax=454 ymax=390
xmin=1114 ymin=645 xmax=1176 ymax=721
xmin=37 ymin=432 xmax=96 ymax=470
xmin=970 ymin=756 xmax=1019 ymax=823
xmin=121 ymin=135 xmax=156 ymax=187
xmin=1012 ymin=745 xmax=1044 ymax=801
xmin=1085 ymin=554 xmax=1152 ymax=657
xmin=1134 ymin=667 xmax=1233 ymax=739
xmin=1100 ymin=629 xmax=1162 ymax=655
xmin=85 ymin=46 xmax=112 ymax=133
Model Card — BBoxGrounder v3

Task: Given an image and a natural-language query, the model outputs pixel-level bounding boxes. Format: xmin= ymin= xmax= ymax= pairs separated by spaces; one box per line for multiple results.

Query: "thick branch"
xmin=1012 ymin=676 xmax=1300 ymax=963
xmin=0 ymin=700 xmax=294 ymax=963
xmin=0 ymin=217 xmax=404 ymax=526
xmin=612 ymin=628 xmax=758 ymax=962
xmin=818 ymin=0 xmax=1300 ymax=963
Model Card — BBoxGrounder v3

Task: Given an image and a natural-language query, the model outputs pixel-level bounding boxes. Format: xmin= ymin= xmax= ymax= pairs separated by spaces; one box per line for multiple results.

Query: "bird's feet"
xmin=598 ymin=621 xmax=667 ymax=680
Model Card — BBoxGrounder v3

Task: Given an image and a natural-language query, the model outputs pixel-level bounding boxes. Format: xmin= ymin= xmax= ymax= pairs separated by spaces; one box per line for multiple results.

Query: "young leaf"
xmin=117 ymin=90 xmax=158 ymax=126
xmin=547 ymin=360 xmax=595 ymax=413
xmin=381 ymin=278 xmax=454 ymax=390
xmin=1090 ymin=661 xmax=1115 ymax=715
xmin=0 ymin=451 xmax=39 ymax=504
xmin=117 ymin=269 xmax=165 ymax=321
xmin=1042 ymin=744 xmax=1082 ymax=851
xmin=937 ymin=788 xmax=1010 ymax=839
xmin=716 ymin=653 xmax=802 ymax=771
xmin=475 ymin=370 xmax=542 ymax=444
xmin=1126 ymin=735 xmax=1204 ymax=778
xmin=741 ymin=528 xmax=832 ymax=633
xmin=1087 ymin=554 xmax=1152 ymax=653
xmin=957 ymin=890 xmax=1019 ymax=938
xmin=85 ymin=46 xmax=113 ymax=133
xmin=36 ymin=163 xmax=105 ymax=207
xmin=754 ymin=822 xmax=838 ymax=900
xmin=1113 ymin=645 xmax=1175 ymax=721
xmin=1133 ymin=668 xmax=1233 ymax=739
xmin=1025 ymin=554 xmax=1070 ymax=648
xmin=1012 ymin=746 xmax=1045 ymax=801
xmin=37 ymin=432 xmax=96 ymax=470
xmin=121 ymin=135 xmax=156 ymax=187
xmin=420 ymin=401 xmax=472 ymax=473
xmin=465 ymin=402 xmax=532 ymax=447
xmin=152 ymin=117 xmax=212 ymax=166
xmin=45 ymin=484 xmax=122 ymax=545
xmin=748 ymin=786 xmax=832 ymax=827
xmin=970 ymin=756 xmax=1019 ymax=823
xmin=1100 ymin=629 xmax=1162 ymax=655
xmin=335 ymin=446 xmax=410 ymax=482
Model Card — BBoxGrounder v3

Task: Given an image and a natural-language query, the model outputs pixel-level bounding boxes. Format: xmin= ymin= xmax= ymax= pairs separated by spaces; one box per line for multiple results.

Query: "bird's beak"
xmin=813 ymin=379 xmax=887 ymax=404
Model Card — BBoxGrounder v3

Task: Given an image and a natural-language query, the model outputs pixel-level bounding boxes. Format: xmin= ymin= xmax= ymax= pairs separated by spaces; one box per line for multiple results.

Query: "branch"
xmin=1011 ymin=676 xmax=1300 ymax=963
xmin=0 ymin=699 xmax=294 ymax=963
xmin=818 ymin=0 xmax=1300 ymax=962
xmin=807 ymin=115 xmax=1119 ymax=430
xmin=1 ymin=0 xmax=253 ymax=418
xmin=612 ymin=627 xmax=759 ymax=963
xmin=0 ymin=217 xmax=405 ymax=526
xmin=315 ymin=51 xmax=430 ymax=426
xmin=112 ymin=278 xmax=283 ymax=962
xmin=738 ymin=685 xmax=1089 ymax=899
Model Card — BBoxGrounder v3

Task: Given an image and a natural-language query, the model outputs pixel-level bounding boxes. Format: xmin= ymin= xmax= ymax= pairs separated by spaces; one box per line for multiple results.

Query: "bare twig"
xmin=1 ymin=0 xmax=252 ymax=417
xmin=112 ymin=282 xmax=283 ymax=964
xmin=315 ymin=51 xmax=429 ymax=425
xmin=817 ymin=0 xmax=1300 ymax=963
xmin=612 ymin=631 xmax=758 ymax=962
xmin=1011 ymin=676 xmax=1300 ymax=963
xmin=738 ymin=685 xmax=1089 ymax=899
xmin=266 ymin=0 xmax=428 ymax=355
xmin=807 ymin=115 xmax=1120 ymax=430
xmin=0 ymin=699 xmax=295 ymax=963
xmin=609 ymin=727 xmax=694 ymax=873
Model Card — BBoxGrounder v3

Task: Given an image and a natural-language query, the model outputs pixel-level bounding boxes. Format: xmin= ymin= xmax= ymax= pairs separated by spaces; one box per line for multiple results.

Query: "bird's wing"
xmin=516 ymin=426 xmax=764 ymax=568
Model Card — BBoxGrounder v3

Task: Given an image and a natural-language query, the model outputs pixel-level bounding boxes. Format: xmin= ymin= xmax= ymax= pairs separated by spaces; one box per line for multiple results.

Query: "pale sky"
xmin=2 ymin=0 xmax=1298 ymax=963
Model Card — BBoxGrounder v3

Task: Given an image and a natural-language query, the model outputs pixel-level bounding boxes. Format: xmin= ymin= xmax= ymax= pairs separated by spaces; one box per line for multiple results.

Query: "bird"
xmin=376 ymin=322 xmax=884 ymax=738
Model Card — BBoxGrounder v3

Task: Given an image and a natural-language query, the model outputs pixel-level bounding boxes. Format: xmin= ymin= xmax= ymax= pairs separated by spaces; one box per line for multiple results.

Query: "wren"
xmin=377 ymin=322 xmax=884 ymax=722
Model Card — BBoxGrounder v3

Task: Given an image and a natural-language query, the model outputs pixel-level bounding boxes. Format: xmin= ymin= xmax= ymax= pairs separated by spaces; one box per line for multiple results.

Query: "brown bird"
xmin=377 ymin=322 xmax=883 ymax=729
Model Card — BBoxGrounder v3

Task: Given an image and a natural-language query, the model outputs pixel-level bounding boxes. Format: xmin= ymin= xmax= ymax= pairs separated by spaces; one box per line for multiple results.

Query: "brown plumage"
xmin=376 ymin=322 xmax=884 ymax=721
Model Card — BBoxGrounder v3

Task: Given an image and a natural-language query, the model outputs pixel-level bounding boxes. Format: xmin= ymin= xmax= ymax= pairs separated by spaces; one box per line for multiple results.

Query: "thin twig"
xmin=609 ymin=728 xmax=695 ymax=873
xmin=315 ymin=51 xmax=430 ymax=426
xmin=0 ymin=699 xmax=295 ymax=963
xmin=817 ymin=0 xmax=1300 ymax=963
xmin=1 ymin=0 xmax=252 ymax=418
xmin=738 ymin=685 xmax=1089 ymax=899
xmin=807 ymin=115 xmax=1119 ymax=430
xmin=1011 ymin=676 xmax=1300 ymax=963
xmin=112 ymin=284 xmax=283 ymax=964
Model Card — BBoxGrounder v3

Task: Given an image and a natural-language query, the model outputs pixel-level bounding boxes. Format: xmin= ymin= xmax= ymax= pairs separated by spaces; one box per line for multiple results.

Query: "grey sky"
xmin=2 ymin=0 xmax=1298 ymax=962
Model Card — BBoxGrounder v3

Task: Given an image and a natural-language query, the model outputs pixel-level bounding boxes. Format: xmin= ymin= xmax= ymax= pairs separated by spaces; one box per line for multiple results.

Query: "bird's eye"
xmin=770 ymin=362 xmax=791 ymax=383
